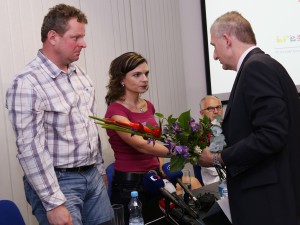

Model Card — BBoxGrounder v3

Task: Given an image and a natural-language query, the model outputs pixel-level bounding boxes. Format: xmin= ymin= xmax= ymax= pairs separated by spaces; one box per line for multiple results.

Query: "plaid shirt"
xmin=6 ymin=50 xmax=104 ymax=210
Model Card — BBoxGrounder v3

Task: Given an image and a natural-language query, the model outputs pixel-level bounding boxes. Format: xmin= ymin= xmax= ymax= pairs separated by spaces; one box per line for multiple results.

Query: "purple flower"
xmin=189 ymin=118 xmax=200 ymax=132
xmin=166 ymin=140 xmax=176 ymax=151
xmin=147 ymin=138 xmax=156 ymax=146
xmin=163 ymin=127 xmax=168 ymax=134
xmin=191 ymin=123 xmax=199 ymax=132
xmin=172 ymin=122 xmax=181 ymax=133
xmin=174 ymin=145 xmax=190 ymax=158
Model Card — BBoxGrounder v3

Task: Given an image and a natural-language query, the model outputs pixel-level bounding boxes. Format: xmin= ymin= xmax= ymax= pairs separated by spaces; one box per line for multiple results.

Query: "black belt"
xmin=114 ymin=168 xmax=162 ymax=182
xmin=54 ymin=164 xmax=95 ymax=173
xmin=114 ymin=170 xmax=145 ymax=182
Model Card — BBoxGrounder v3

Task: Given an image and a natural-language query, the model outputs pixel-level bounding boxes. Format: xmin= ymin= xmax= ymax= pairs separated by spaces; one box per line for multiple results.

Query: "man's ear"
xmin=48 ymin=30 xmax=58 ymax=45
xmin=223 ymin=34 xmax=232 ymax=47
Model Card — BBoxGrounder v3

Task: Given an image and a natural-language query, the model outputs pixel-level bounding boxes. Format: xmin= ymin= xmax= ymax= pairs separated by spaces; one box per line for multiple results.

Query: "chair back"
xmin=106 ymin=162 xmax=115 ymax=197
xmin=0 ymin=200 xmax=26 ymax=225
xmin=193 ymin=165 xmax=204 ymax=186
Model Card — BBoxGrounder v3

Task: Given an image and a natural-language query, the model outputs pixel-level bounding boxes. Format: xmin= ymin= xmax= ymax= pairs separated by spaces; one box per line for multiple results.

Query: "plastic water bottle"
xmin=128 ymin=191 xmax=144 ymax=225
xmin=218 ymin=180 xmax=228 ymax=198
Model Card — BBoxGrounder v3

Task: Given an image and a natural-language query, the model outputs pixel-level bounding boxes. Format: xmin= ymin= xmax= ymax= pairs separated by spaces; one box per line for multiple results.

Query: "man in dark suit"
xmin=198 ymin=11 xmax=300 ymax=225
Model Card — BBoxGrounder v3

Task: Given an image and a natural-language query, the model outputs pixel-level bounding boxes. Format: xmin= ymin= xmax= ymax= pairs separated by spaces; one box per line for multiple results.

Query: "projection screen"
xmin=201 ymin=0 xmax=300 ymax=103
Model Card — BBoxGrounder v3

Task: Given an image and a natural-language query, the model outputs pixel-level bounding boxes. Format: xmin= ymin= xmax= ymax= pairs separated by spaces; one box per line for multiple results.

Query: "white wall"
xmin=0 ymin=0 xmax=206 ymax=224
xmin=179 ymin=0 xmax=206 ymax=119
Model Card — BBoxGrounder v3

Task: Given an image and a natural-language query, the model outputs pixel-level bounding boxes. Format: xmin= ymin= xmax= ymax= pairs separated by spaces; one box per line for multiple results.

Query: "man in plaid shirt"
xmin=6 ymin=4 xmax=113 ymax=225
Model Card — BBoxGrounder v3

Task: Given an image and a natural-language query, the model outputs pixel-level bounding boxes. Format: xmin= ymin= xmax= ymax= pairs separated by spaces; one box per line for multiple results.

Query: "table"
xmin=193 ymin=181 xmax=219 ymax=196
xmin=194 ymin=182 xmax=231 ymax=225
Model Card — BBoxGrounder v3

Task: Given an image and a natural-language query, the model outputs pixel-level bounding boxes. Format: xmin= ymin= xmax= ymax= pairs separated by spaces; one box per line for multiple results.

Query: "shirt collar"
xmin=37 ymin=50 xmax=76 ymax=78
xmin=237 ymin=46 xmax=257 ymax=72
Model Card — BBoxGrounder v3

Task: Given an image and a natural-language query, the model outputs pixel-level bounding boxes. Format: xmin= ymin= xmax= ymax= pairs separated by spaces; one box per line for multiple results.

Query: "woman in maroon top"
xmin=105 ymin=52 xmax=171 ymax=224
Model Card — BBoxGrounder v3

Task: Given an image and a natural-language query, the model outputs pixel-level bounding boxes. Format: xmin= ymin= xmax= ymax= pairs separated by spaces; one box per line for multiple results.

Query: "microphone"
xmin=162 ymin=179 xmax=177 ymax=193
xmin=143 ymin=172 xmax=180 ymax=202
xmin=143 ymin=173 xmax=199 ymax=219
xmin=170 ymin=207 xmax=205 ymax=225
xmin=162 ymin=179 xmax=199 ymax=219
xmin=162 ymin=162 xmax=199 ymax=205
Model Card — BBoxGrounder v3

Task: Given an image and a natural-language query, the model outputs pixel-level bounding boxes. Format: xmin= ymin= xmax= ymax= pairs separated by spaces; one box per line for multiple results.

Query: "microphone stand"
xmin=164 ymin=198 xmax=180 ymax=225
xmin=177 ymin=179 xmax=202 ymax=209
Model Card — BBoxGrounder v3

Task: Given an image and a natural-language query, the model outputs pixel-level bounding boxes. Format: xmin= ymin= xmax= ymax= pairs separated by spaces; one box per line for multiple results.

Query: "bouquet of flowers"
xmin=90 ymin=110 xmax=226 ymax=179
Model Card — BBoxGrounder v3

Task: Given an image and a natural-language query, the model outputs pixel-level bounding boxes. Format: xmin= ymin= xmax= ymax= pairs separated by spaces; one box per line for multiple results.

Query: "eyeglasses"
xmin=202 ymin=105 xmax=222 ymax=112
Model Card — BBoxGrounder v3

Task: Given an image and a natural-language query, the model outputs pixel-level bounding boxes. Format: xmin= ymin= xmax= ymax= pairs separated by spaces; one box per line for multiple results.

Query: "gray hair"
xmin=210 ymin=11 xmax=256 ymax=45
xmin=199 ymin=95 xmax=221 ymax=110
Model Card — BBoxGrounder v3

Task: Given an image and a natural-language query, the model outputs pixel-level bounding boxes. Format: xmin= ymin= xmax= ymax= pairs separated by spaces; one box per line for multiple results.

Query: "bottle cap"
xmin=131 ymin=191 xmax=138 ymax=197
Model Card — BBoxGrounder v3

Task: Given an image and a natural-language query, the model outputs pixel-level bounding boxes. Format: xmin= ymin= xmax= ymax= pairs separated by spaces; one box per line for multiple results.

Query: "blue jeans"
xmin=24 ymin=166 xmax=113 ymax=225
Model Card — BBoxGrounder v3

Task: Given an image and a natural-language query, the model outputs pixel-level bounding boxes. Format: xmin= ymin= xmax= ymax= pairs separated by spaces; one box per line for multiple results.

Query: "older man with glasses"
xmin=198 ymin=95 xmax=223 ymax=185
xmin=200 ymin=96 xmax=223 ymax=121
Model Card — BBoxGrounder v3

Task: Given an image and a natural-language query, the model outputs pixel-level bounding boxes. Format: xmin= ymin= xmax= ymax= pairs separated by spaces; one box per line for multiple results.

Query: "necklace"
xmin=123 ymin=99 xmax=145 ymax=112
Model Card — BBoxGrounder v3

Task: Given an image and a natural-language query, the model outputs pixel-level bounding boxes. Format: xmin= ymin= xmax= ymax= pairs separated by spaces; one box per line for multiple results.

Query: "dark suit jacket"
xmin=222 ymin=48 xmax=300 ymax=225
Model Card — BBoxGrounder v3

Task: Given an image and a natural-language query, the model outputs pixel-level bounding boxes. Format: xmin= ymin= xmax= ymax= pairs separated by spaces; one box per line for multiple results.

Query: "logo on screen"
xmin=276 ymin=35 xmax=300 ymax=43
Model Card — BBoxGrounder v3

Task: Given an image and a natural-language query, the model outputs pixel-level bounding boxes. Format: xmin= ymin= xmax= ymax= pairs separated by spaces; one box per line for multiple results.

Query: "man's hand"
xmin=47 ymin=205 xmax=73 ymax=225
xmin=198 ymin=147 xmax=214 ymax=167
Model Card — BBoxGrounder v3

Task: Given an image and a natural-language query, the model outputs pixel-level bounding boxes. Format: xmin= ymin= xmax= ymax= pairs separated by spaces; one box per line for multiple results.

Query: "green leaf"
xmin=202 ymin=114 xmax=211 ymax=124
xmin=170 ymin=156 xmax=186 ymax=172
xmin=155 ymin=112 xmax=164 ymax=118
xmin=167 ymin=115 xmax=176 ymax=124
xmin=178 ymin=110 xmax=191 ymax=130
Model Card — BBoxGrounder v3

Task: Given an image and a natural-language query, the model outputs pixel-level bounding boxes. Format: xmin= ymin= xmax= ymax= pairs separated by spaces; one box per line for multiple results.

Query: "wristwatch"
xmin=213 ymin=152 xmax=222 ymax=167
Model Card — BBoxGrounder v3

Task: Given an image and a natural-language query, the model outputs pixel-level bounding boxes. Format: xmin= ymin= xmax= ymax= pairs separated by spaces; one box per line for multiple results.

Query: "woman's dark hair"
xmin=105 ymin=52 xmax=148 ymax=105
xmin=41 ymin=4 xmax=87 ymax=43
